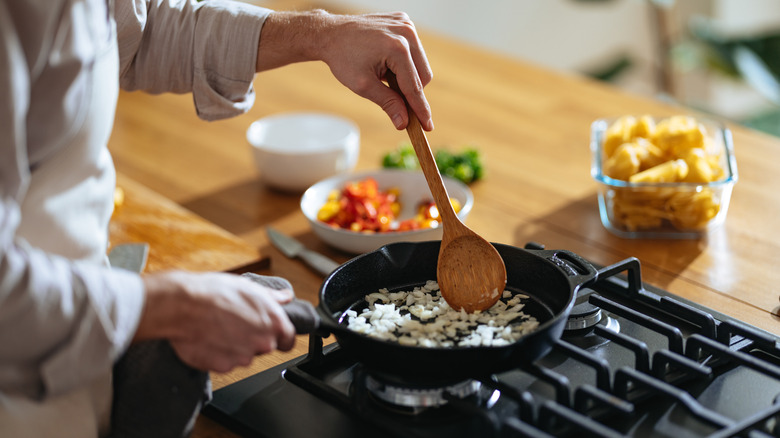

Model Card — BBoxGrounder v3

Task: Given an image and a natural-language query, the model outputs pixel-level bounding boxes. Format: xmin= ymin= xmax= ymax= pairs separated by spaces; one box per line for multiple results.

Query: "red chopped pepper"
xmin=316 ymin=177 xmax=459 ymax=233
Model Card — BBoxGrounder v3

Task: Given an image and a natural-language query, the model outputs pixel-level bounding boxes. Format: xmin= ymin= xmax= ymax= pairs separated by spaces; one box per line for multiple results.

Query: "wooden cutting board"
xmin=109 ymin=173 xmax=268 ymax=273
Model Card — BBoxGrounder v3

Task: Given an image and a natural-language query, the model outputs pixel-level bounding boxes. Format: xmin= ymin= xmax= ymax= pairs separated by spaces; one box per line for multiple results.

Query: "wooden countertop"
xmin=107 ymin=4 xmax=779 ymax=436
xmin=109 ymin=173 xmax=268 ymax=274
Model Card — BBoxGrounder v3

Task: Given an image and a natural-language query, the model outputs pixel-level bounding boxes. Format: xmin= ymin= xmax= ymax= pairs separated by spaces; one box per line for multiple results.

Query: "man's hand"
xmin=256 ymin=10 xmax=434 ymax=131
xmin=135 ymin=271 xmax=296 ymax=372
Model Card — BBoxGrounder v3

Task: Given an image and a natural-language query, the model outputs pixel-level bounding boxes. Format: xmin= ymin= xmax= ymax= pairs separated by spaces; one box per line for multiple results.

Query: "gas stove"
xmin=203 ymin=247 xmax=780 ymax=437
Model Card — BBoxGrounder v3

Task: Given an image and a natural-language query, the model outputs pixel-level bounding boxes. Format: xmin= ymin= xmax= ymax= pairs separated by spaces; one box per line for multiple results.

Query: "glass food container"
xmin=590 ymin=116 xmax=738 ymax=239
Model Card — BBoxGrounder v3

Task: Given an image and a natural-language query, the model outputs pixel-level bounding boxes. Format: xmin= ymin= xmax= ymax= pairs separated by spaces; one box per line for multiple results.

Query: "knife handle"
xmin=298 ymin=249 xmax=341 ymax=277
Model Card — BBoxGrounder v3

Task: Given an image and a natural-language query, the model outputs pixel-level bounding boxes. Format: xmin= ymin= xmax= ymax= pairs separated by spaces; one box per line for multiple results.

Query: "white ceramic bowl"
xmin=247 ymin=112 xmax=360 ymax=192
xmin=301 ymin=169 xmax=474 ymax=254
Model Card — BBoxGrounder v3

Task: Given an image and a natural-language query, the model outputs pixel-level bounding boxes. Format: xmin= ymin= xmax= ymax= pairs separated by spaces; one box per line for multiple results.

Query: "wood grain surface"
xmin=106 ymin=2 xmax=780 ymax=435
xmin=110 ymin=174 xmax=268 ymax=274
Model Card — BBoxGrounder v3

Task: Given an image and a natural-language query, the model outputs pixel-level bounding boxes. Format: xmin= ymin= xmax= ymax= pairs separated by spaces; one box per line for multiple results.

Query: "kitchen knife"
xmin=266 ymin=226 xmax=340 ymax=276
xmin=108 ymin=243 xmax=149 ymax=274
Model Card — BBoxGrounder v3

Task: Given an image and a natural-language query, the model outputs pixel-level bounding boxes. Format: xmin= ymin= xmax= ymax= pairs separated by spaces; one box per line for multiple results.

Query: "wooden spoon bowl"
xmin=386 ymin=73 xmax=506 ymax=312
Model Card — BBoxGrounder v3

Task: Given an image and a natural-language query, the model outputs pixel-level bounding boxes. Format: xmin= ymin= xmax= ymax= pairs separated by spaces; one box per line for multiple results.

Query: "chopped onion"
xmin=346 ymin=280 xmax=539 ymax=347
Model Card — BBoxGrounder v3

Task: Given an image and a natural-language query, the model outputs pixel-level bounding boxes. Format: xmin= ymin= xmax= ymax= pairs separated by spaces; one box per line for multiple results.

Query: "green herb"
xmin=381 ymin=143 xmax=418 ymax=170
xmin=435 ymin=148 xmax=483 ymax=184
xmin=381 ymin=143 xmax=484 ymax=184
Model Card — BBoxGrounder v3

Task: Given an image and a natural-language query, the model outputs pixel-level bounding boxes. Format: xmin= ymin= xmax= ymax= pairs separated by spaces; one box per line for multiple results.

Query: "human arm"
xmin=134 ymin=271 xmax=296 ymax=372
xmin=0 ymin=0 xmax=297 ymax=400
xmin=0 ymin=0 xmax=147 ymax=399
xmin=117 ymin=1 xmax=434 ymax=130
xmin=0 ymin=228 xmax=296 ymax=396
xmin=117 ymin=0 xmax=269 ymax=120
xmin=255 ymin=10 xmax=434 ymax=131
xmin=0 ymin=221 xmax=146 ymax=399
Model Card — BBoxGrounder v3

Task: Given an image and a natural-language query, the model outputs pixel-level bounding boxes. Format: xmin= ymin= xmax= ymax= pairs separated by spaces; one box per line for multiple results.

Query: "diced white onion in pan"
xmin=346 ymin=280 xmax=540 ymax=347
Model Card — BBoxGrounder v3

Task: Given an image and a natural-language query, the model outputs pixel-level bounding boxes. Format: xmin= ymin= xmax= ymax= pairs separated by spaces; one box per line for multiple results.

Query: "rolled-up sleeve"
xmin=117 ymin=0 xmax=271 ymax=121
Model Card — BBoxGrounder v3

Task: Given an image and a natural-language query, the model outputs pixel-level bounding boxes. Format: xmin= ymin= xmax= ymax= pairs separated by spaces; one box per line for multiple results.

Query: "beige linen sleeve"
xmin=0 ymin=0 xmax=146 ymax=399
xmin=116 ymin=0 xmax=271 ymax=121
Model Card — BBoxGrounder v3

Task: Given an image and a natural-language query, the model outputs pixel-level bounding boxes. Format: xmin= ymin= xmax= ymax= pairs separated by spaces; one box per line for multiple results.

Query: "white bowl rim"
xmin=247 ymin=111 xmax=360 ymax=156
xmin=300 ymin=168 xmax=474 ymax=239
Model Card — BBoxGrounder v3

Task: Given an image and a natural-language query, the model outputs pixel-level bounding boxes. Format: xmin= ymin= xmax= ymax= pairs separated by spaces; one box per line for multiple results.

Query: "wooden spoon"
xmin=386 ymin=72 xmax=506 ymax=312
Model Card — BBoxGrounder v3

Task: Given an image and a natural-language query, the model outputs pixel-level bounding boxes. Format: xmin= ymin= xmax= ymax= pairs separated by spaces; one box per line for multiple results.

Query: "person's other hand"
xmin=256 ymin=10 xmax=434 ymax=131
xmin=135 ymin=271 xmax=296 ymax=372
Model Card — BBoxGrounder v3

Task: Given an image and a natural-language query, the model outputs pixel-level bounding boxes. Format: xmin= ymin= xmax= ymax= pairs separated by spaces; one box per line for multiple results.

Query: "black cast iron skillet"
xmin=282 ymin=240 xmax=598 ymax=383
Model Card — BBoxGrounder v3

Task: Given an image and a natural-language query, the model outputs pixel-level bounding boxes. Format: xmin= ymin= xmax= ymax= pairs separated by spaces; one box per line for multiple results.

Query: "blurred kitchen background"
xmin=251 ymin=0 xmax=780 ymax=137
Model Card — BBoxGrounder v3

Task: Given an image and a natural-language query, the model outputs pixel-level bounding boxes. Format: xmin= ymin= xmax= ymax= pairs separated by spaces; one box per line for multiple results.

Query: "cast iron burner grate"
xmin=204 ymin=247 xmax=780 ymax=438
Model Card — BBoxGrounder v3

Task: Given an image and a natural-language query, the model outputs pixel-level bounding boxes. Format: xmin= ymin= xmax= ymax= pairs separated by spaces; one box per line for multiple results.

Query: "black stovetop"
xmin=204 ymin=255 xmax=780 ymax=438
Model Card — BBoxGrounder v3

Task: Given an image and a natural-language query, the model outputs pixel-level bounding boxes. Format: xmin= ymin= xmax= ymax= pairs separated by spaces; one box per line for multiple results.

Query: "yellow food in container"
xmin=591 ymin=115 xmax=738 ymax=238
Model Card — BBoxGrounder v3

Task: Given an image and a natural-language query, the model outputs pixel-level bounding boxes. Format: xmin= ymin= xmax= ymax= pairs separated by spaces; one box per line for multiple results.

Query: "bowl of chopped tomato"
xmin=300 ymin=169 xmax=474 ymax=253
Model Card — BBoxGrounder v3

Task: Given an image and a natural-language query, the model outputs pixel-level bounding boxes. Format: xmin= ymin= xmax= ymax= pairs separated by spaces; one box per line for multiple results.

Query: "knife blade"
xmin=108 ymin=243 xmax=149 ymax=274
xmin=266 ymin=226 xmax=340 ymax=276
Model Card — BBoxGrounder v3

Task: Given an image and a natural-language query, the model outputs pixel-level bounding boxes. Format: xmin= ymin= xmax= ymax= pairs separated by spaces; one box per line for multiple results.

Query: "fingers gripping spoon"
xmin=386 ymin=72 xmax=506 ymax=312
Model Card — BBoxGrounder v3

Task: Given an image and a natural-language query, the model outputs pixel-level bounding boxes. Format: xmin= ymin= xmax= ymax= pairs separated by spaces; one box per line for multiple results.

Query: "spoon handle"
xmin=385 ymin=72 xmax=461 ymax=227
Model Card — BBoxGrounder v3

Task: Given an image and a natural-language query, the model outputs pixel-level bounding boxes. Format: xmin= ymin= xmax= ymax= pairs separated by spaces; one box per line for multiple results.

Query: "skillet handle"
xmin=547 ymin=250 xmax=599 ymax=290
xmin=281 ymin=299 xmax=343 ymax=337
xmin=281 ymin=299 xmax=321 ymax=334
xmin=239 ymin=272 xmax=330 ymax=335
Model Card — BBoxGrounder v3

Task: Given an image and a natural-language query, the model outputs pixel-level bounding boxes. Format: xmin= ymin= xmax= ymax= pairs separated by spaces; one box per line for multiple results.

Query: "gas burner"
xmin=563 ymin=288 xmax=619 ymax=349
xmin=565 ymin=300 xmax=602 ymax=331
xmin=364 ymin=374 xmax=481 ymax=410
xmin=564 ymin=288 xmax=605 ymax=333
